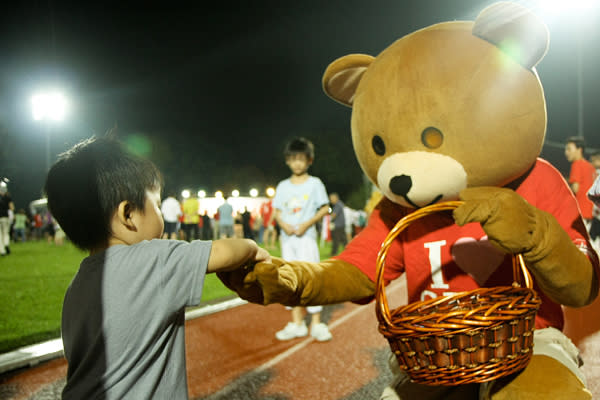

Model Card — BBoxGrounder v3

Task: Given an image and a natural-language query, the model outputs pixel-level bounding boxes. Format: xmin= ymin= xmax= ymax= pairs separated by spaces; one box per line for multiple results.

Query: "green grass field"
xmin=0 ymin=239 xmax=333 ymax=354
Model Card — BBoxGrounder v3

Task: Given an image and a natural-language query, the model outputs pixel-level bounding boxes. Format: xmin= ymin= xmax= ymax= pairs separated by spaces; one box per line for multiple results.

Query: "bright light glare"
xmin=536 ymin=0 xmax=597 ymax=14
xmin=181 ymin=189 xmax=190 ymax=199
xmin=198 ymin=190 xmax=206 ymax=198
xmin=232 ymin=189 xmax=240 ymax=198
xmin=31 ymin=92 xmax=68 ymax=121
xmin=266 ymin=187 xmax=276 ymax=197
xmin=215 ymin=190 xmax=223 ymax=198
xmin=249 ymin=188 xmax=258 ymax=197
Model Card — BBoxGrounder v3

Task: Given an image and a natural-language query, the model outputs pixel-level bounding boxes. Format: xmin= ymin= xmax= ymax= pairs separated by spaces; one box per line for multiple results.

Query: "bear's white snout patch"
xmin=376 ymin=151 xmax=467 ymax=208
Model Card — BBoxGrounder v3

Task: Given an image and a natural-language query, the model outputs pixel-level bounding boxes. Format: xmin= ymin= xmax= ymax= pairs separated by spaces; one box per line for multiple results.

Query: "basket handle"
xmin=374 ymin=201 xmax=534 ymax=327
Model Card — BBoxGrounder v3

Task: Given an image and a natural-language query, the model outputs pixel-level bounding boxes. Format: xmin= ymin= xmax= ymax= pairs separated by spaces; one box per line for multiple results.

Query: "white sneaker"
xmin=275 ymin=322 xmax=308 ymax=341
xmin=310 ymin=322 xmax=332 ymax=342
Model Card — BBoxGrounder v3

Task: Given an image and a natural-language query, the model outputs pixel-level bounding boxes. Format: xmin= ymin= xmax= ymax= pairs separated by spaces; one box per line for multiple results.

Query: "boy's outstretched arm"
xmin=217 ymin=258 xmax=376 ymax=306
xmin=207 ymin=239 xmax=271 ymax=273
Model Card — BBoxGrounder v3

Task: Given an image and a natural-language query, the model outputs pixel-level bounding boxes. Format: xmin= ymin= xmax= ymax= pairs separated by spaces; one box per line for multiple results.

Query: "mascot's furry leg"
xmin=485 ymin=327 xmax=592 ymax=399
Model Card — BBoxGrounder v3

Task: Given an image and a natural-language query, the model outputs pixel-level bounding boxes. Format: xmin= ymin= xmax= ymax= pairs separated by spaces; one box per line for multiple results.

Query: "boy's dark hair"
xmin=44 ymin=136 xmax=163 ymax=251
xmin=284 ymin=137 xmax=314 ymax=160
xmin=566 ymin=136 xmax=586 ymax=154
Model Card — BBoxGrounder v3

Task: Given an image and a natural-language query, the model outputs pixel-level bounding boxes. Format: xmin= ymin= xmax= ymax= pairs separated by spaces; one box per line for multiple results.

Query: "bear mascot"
xmin=219 ymin=2 xmax=599 ymax=398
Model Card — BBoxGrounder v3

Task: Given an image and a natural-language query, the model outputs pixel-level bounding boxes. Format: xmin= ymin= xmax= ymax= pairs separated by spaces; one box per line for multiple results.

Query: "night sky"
xmin=1 ymin=0 xmax=599 ymax=210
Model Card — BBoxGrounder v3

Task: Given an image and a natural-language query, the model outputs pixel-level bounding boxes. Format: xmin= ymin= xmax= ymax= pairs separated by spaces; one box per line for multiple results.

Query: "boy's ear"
xmin=116 ymin=201 xmax=137 ymax=231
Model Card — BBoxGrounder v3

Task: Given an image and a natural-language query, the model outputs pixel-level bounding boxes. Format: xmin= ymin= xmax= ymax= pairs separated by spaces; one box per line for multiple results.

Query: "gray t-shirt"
xmin=61 ymin=239 xmax=211 ymax=399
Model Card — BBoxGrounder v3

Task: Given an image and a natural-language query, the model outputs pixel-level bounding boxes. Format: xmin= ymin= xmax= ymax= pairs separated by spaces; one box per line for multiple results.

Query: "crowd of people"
xmin=0 ymin=184 xmax=66 ymax=256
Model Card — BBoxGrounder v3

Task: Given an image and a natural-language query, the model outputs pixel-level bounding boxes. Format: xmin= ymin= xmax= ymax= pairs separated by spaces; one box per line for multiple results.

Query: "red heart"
xmin=451 ymin=236 xmax=506 ymax=286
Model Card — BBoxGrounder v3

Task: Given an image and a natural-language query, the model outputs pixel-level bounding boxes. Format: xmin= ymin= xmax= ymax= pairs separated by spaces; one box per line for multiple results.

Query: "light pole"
xmin=31 ymin=91 xmax=68 ymax=171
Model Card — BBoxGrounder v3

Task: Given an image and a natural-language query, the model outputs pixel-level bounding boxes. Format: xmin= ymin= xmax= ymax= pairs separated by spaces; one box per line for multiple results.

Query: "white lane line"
xmin=185 ymin=297 xmax=248 ymax=320
xmin=256 ymin=281 xmax=405 ymax=372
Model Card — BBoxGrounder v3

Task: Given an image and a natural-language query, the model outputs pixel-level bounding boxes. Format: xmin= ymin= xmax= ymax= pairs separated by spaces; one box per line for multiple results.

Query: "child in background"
xmin=12 ymin=209 xmax=28 ymax=242
xmin=272 ymin=137 xmax=332 ymax=342
xmin=44 ymin=136 xmax=269 ymax=399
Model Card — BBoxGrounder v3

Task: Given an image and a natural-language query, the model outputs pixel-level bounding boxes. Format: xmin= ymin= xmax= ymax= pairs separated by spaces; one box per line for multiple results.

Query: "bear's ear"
xmin=322 ymin=54 xmax=375 ymax=107
xmin=473 ymin=1 xmax=549 ymax=68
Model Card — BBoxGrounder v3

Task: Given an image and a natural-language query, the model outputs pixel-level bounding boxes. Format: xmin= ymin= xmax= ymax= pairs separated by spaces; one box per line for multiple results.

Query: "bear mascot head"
xmin=219 ymin=2 xmax=599 ymax=397
xmin=322 ymin=2 xmax=548 ymax=208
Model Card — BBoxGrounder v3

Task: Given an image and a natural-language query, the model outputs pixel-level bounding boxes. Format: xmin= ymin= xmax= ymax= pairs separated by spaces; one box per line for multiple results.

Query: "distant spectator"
xmin=0 ymin=182 xmax=15 ymax=255
xmin=565 ymin=137 xmax=595 ymax=227
xmin=252 ymin=212 xmax=262 ymax=242
xmin=201 ymin=211 xmax=212 ymax=240
xmin=260 ymin=197 xmax=277 ymax=249
xmin=241 ymin=207 xmax=253 ymax=239
xmin=54 ymin=222 xmax=66 ymax=246
xmin=588 ymin=151 xmax=600 ymax=251
xmin=43 ymin=211 xmax=56 ymax=243
xmin=13 ymin=209 xmax=28 ymax=242
xmin=32 ymin=212 xmax=44 ymax=240
xmin=329 ymin=192 xmax=347 ymax=256
xmin=182 ymin=194 xmax=200 ymax=241
xmin=161 ymin=193 xmax=182 ymax=239
xmin=217 ymin=198 xmax=234 ymax=238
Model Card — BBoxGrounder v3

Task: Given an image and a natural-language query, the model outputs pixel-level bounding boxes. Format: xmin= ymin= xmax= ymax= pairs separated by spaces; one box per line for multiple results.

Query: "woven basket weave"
xmin=375 ymin=201 xmax=541 ymax=385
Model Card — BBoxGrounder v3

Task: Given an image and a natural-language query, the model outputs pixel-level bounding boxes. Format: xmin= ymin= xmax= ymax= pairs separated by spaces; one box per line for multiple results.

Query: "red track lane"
xmin=0 ymin=282 xmax=405 ymax=400
xmin=2 ymin=278 xmax=600 ymax=399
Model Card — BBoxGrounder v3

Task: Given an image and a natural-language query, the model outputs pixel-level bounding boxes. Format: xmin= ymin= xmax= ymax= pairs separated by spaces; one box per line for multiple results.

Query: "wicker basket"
xmin=375 ymin=201 xmax=541 ymax=386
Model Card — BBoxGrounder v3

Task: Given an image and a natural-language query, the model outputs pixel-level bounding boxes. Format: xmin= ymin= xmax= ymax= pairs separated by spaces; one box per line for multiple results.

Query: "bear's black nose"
xmin=389 ymin=175 xmax=412 ymax=197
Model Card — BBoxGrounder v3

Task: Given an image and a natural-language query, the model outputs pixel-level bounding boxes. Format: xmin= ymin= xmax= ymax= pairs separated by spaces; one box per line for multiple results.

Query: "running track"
xmin=2 ymin=278 xmax=600 ymax=399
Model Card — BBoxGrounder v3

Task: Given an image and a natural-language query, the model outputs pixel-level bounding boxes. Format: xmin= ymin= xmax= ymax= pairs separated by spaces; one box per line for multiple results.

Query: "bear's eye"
xmin=372 ymin=135 xmax=386 ymax=156
xmin=421 ymin=127 xmax=443 ymax=149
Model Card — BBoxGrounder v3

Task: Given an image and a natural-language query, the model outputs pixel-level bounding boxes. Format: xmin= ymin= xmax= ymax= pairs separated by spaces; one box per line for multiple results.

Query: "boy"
xmin=272 ymin=137 xmax=332 ymax=341
xmin=44 ymin=136 xmax=269 ymax=399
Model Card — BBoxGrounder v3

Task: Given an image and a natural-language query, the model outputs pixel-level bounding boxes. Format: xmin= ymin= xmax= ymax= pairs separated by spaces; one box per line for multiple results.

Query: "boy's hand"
xmin=254 ymin=247 xmax=271 ymax=263
xmin=217 ymin=258 xmax=376 ymax=306
xmin=216 ymin=258 xmax=296 ymax=305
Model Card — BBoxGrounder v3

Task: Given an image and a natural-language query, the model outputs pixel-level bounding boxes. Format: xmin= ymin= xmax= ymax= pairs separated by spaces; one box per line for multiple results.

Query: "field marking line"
xmin=256 ymin=280 xmax=405 ymax=372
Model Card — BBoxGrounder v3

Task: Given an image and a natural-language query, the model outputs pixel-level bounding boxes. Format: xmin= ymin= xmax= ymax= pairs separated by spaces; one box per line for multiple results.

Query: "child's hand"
xmin=281 ymin=222 xmax=296 ymax=236
xmin=294 ymin=222 xmax=309 ymax=236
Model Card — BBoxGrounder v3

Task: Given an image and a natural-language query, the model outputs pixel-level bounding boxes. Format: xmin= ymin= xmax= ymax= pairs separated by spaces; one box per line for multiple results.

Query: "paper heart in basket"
xmin=451 ymin=236 xmax=505 ymax=286
xmin=220 ymin=1 xmax=599 ymax=397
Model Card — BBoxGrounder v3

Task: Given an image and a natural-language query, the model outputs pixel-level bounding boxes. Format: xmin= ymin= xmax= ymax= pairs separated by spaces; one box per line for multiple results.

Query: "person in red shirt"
xmin=260 ymin=199 xmax=277 ymax=249
xmin=565 ymin=137 xmax=596 ymax=224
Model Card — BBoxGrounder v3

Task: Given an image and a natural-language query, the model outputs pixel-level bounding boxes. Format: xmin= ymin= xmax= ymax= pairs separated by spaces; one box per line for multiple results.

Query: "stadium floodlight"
xmin=198 ymin=190 xmax=206 ymax=198
xmin=215 ymin=191 xmax=223 ymax=198
xmin=31 ymin=90 xmax=69 ymax=170
xmin=31 ymin=91 xmax=68 ymax=121
xmin=181 ymin=189 xmax=190 ymax=199
xmin=249 ymin=188 xmax=259 ymax=197
xmin=266 ymin=187 xmax=276 ymax=197
xmin=232 ymin=189 xmax=240 ymax=198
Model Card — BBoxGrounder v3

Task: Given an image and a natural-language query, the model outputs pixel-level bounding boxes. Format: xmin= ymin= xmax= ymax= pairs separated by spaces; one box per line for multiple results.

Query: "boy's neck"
xmin=290 ymin=172 xmax=309 ymax=184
